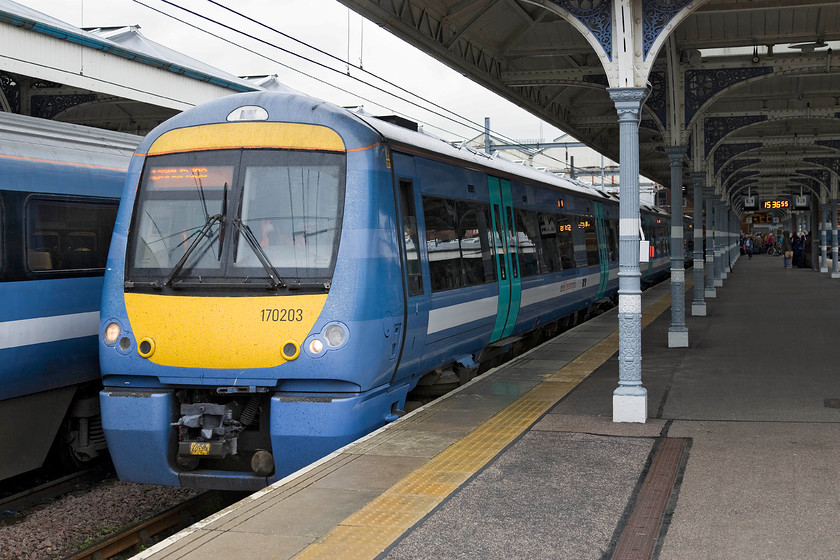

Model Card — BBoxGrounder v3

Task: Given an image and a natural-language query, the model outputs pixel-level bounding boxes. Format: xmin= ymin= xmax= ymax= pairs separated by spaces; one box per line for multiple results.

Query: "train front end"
xmin=99 ymin=93 xmax=407 ymax=490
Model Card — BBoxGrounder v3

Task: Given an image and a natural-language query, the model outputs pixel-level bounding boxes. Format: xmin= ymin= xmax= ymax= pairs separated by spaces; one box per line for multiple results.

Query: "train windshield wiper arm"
xmin=233 ymin=219 xmax=285 ymax=289
xmin=164 ymin=214 xmax=222 ymax=287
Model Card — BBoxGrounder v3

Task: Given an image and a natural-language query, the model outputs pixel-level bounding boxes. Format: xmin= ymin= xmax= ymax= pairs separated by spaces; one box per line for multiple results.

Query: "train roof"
xmin=352 ymin=110 xmax=611 ymax=201
xmin=0 ymin=112 xmax=141 ymax=169
xmin=133 ymin=91 xmax=676 ymax=218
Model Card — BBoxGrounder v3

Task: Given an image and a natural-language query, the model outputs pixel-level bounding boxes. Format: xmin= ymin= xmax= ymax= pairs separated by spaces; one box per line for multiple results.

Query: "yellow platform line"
xmin=294 ymin=285 xmax=680 ymax=560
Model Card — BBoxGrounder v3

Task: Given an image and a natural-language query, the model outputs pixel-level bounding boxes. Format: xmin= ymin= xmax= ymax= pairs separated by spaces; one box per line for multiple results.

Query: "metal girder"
xmin=719 ymin=136 xmax=840 ymax=148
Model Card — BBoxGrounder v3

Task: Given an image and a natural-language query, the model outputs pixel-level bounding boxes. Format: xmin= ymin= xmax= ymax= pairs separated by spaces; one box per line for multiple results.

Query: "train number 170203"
xmin=260 ymin=308 xmax=303 ymax=322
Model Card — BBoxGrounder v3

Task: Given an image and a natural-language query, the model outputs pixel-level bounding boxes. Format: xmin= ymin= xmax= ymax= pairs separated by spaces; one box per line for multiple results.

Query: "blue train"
xmin=0 ymin=112 xmax=139 ymax=481
xmin=99 ymin=91 xmax=685 ymax=490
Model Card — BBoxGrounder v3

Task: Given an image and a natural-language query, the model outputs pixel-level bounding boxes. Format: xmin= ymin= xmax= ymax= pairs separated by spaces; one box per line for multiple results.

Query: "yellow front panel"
xmin=124 ymin=293 xmax=328 ymax=369
xmin=146 ymin=122 xmax=345 ymax=156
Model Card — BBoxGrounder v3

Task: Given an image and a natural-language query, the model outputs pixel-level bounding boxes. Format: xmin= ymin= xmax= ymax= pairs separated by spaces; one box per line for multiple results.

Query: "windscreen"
xmin=234 ymin=150 xmax=342 ymax=277
xmin=127 ymin=148 xmax=345 ymax=289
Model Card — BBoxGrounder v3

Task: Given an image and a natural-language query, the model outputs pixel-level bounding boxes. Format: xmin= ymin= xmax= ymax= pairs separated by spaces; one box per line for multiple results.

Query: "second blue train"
xmin=99 ymin=91 xmax=688 ymax=490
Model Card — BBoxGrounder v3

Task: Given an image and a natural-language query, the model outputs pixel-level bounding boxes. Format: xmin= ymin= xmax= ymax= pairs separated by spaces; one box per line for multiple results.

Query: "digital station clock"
xmin=763 ymin=199 xmax=790 ymax=210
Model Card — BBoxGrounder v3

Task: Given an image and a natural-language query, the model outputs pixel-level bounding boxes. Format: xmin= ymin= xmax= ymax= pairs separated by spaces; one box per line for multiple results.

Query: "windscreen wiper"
xmin=164 ymin=214 xmax=222 ymax=287
xmin=233 ymin=219 xmax=286 ymax=289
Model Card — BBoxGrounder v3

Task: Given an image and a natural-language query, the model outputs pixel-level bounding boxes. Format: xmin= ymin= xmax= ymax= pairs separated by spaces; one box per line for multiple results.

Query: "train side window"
xmin=492 ymin=204 xmax=506 ymax=280
xmin=505 ymin=207 xmax=520 ymax=279
xmin=570 ymin=216 xmax=589 ymax=267
xmin=398 ymin=180 xmax=423 ymax=296
xmin=684 ymin=220 xmax=694 ymax=255
xmin=459 ymin=201 xmax=496 ymax=286
xmin=515 ymin=209 xmax=543 ymax=277
xmin=556 ymin=215 xmax=576 ymax=269
xmin=642 ymin=215 xmax=656 ymax=257
xmin=423 ymin=196 xmax=463 ymax=291
xmin=656 ymin=219 xmax=669 ymax=257
xmin=538 ymin=213 xmax=561 ymax=273
xmin=605 ymin=219 xmax=619 ymax=261
xmin=577 ymin=216 xmax=599 ymax=266
xmin=26 ymin=197 xmax=118 ymax=273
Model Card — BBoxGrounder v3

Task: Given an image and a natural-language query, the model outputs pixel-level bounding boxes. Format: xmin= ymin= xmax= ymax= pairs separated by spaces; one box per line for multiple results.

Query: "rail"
xmin=65 ymin=491 xmax=230 ymax=560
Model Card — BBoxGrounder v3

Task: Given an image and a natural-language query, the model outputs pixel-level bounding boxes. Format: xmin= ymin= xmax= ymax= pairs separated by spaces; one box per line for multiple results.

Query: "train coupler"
xmin=172 ymin=402 xmax=242 ymax=465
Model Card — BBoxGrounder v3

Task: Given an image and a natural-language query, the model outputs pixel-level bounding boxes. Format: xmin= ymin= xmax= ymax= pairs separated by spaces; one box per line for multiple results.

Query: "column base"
xmin=705 ymin=288 xmax=717 ymax=298
xmin=668 ymin=328 xmax=689 ymax=348
xmin=722 ymin=271 xmax=729 ymax=279
xmin=692 ymin=302 xmax=707 ymax=316
xmin=613 ymin=392 xmax=647 ymax=423
xmin=714 ymin=278 xmax=723 ymax=287
xmin=821 ymin=266 xmax=828 ymax=273
xmin=832 ymin=272 xmax=840 ymax=279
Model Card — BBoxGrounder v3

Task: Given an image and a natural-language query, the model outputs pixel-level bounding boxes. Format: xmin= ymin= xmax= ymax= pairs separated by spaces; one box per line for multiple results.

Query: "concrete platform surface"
xmin=137 ymin=255 xmax=840 ymax=560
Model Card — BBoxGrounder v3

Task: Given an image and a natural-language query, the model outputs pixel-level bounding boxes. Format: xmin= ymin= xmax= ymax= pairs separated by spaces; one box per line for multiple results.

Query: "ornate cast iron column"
xmin=721 ymin=204 xmax=730 ymax=277
xmin=832 ymin=199 xmax=839 ymax=279
xmin=714 ymin=200 xmax=724 ymax=286
xmin=691 ymin=173 xmax=706 ymax=316
xmin=666 ymin=147 xmax=687 ymax=347
xmin=820 ymin=206 xmax=829 ymax=273
xmin=608 ymin=87 xmax=647 ymax=423
xmin=704 ymin=187 xmax=716 ymax=298
xmin=729 ymin=211 xmax=737 ymax=269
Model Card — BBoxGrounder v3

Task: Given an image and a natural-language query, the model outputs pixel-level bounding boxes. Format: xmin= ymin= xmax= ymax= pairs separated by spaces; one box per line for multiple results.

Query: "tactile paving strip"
xmin=293 ymin=287 xmax=679 ymax=560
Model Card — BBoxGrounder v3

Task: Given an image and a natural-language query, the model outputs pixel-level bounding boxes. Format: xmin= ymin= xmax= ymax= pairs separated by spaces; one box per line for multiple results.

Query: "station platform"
xmin=137 ymin=255 xmax=840 ymax=560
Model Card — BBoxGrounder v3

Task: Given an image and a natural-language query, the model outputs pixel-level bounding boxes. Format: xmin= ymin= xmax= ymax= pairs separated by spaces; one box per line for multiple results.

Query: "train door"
xmin=488 ymin=176 xmax=521 ymax=342
xmin=593 ymin=201 xmax=610 ymax=299
xmin=390 ymin=153 xmax=429 ymax=382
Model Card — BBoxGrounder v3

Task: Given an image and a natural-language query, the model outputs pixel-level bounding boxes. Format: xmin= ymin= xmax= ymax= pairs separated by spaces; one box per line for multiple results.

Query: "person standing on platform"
xmin=793 ymin=233 xmax=804 ymax=267
xmin=744 ymin=235 xmax=753 ymax=259
xmin=782 ymin=231 xmax=793 ymax=268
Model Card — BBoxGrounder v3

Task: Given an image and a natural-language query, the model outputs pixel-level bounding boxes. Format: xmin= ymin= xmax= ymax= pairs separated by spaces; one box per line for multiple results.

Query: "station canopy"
xmin=337 ymin=1 xmax=840 ymax=211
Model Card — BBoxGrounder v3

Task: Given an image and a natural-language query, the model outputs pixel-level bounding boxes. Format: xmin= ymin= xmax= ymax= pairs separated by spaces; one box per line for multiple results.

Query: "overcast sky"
xmin=24 ymin=0 xmax=569 ymax=144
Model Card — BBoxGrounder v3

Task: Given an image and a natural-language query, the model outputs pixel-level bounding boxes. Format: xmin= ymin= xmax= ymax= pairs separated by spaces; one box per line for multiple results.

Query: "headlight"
xmin=308 ymin=339 xmax=324 ymax=354
xmin=324 ymin=324 xmax=346 ymax=347
xmin=104 ymin=322 xmax=121 ymax=345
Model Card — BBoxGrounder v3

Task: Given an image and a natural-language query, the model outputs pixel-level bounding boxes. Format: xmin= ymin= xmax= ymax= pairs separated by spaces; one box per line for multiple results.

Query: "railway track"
xmin=0 ymin=466 xmax=113 ymax=520
xmin=64 ymin=491 xmax=240 ymax=560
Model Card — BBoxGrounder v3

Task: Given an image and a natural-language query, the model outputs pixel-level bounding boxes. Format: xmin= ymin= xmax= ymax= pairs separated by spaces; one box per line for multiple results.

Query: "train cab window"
xmin=130 ymin=154 xmax=233 ymax=274
xmin=128 ymin=149 xmax=345 ymax=286
xmin=515 ymin=209 xmax=543 ymax=277
xmin=25 ymin=197 xmax=117 ymax=273
xmin=398 ymin=180 xmax=423 ymax=296
xmin=235 ymin=151 xmax=343 ymax=278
